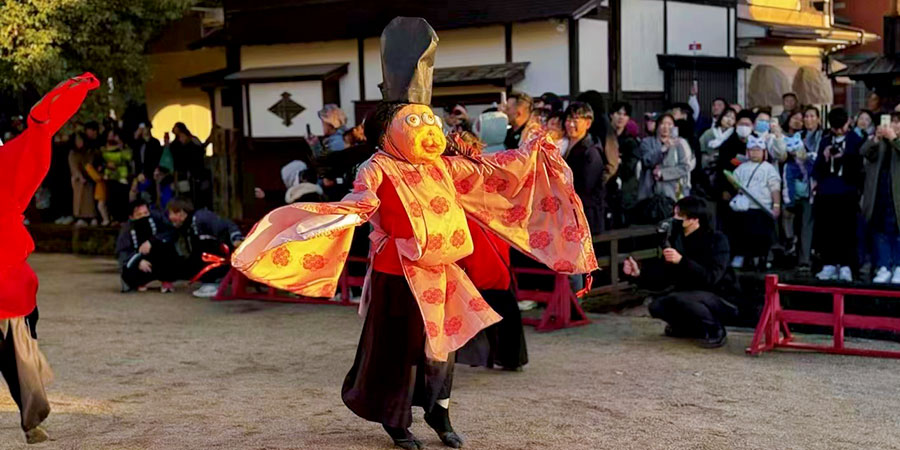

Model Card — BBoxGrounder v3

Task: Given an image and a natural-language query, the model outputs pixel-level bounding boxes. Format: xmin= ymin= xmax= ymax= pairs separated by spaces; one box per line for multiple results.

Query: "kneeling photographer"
xmin=623 ymin=196 xmax=740 ymax=348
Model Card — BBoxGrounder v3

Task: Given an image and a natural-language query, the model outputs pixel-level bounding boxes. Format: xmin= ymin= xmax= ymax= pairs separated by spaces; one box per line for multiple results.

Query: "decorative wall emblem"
xmin=268 ymin=92 xmax=305 ymax=126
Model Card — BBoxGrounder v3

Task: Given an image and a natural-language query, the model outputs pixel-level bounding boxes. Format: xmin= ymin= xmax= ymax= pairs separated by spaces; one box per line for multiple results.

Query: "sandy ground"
xmin=0 ymin=253 xmax=899 ymax=449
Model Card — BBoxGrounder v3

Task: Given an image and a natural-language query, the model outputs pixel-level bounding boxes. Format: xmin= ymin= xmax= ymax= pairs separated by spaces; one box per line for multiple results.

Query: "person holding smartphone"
xmin=813 ymin=107 xmax=864 ymax=282
xmin=623 ymin=196 xmax=740 ymax=348
xmin=861 ymin=112 xmax=900 ymax=283
xmin=638 ymin=113 xmax=694 ymax=204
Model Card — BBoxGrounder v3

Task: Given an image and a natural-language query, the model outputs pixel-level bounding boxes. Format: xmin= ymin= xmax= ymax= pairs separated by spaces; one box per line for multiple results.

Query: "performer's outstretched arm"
xmin=231 ymin=161 xmax=383 ymax=297
xmin=443 ymin=134 xmax=598 ymax=275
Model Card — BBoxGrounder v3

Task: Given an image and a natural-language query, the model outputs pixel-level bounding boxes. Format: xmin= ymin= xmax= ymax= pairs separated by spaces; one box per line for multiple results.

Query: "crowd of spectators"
xmin=1 ymin=114 xmax=212 ymax=228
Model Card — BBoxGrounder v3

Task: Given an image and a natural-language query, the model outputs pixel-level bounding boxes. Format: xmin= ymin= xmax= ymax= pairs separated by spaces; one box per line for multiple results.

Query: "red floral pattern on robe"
xmin=232 ymin=131 xmax=597 ymax=362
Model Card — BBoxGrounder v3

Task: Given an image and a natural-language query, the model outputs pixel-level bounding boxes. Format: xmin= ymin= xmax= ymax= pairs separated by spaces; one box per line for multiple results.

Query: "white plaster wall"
xmin=434 ymin=26 xmax=505 ymax=68
xmin=621 ymin=0 xmax=664 ymax=92
xmin=666 ymin=2 xmax=730 ymax=57
xmin=363 ymin=27 xmax=504 ymax=101
xmin=578 ymin=18 xmax=609 ymax=93
xmin=241 ymin=40 xmax=358 ymax=122
xmin=512 ymin=20 xmax=569 ymax=96
xmin=248 ymin=81 xmax=323 ymax=138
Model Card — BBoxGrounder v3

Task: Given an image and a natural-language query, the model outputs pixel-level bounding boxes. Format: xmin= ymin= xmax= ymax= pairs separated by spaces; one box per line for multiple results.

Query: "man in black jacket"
xmin=624 ymin=196 xmax=740 ymax=348
xmin=132 ymin=124 xmax=162 ymax=182
xmin=167 ymin=197 xmax=244 ymax=298
xmin=503 ymin=92 xmax=533 ymax=149
xmin=563 ymin=101 xmax=607 ymax=235
xmin=116 ymin=200 xmax=178 ymax=293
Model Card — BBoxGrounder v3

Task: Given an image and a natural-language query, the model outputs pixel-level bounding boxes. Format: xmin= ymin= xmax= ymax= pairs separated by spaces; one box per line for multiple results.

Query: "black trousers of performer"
xmin=342 ymin=271 xmax=453 ymax=429
xmin=121 ymin=242 xmax=180 ymax=290
xmin=1 ymin=310 xmax=49 ymax=432
xmin=456 ymin=289 xmax=528 ymax=370
xmin=648 ymin=290 xmax=738 ymax=337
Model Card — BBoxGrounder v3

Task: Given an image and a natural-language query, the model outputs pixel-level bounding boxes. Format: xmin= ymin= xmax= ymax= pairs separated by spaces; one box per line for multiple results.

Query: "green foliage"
xmin=0 ymin=0 xmax=195 ymax=117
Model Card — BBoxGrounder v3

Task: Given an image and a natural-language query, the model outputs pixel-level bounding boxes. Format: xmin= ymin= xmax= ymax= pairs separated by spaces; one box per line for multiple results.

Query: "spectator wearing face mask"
xmin=727 ymin=133 xmax=782 ymax=270
xmin=862 ymin=112 xmax=900 ymax=284
xmin=623 ymin=196 xmax=740 ymax=348
xmin=753 ymin=109 xmax=787 ymax=163
xmin=116 ymin=200 xmax=177 ymax=293
xmin=813 ymin=107 xmax=864 ymax=282
xmin=715 ymin=110 xmax=756 ymax=202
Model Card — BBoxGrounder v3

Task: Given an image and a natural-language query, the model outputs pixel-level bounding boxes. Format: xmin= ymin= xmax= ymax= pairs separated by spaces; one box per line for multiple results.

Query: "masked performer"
xmin=231 ymin=18 xmax=597 ymax=450
xmin=0 ymin=73 xmax=99 ymax=443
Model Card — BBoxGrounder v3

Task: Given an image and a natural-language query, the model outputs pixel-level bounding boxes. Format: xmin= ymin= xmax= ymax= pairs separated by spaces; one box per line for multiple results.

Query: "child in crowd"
xmin=729 ymin=133 xmax=781 ymax=270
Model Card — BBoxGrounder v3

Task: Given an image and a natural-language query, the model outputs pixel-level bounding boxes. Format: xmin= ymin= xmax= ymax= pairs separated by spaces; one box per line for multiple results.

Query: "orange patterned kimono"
xmin=232 ymin=129 xmax=597 ymax=361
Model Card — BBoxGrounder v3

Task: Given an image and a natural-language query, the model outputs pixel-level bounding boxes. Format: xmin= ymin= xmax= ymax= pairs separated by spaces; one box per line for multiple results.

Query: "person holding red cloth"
xmin=0 ymin=73 xmax=100 ymax=443
xmin=455 ymin=217 xmax=528 ymax=371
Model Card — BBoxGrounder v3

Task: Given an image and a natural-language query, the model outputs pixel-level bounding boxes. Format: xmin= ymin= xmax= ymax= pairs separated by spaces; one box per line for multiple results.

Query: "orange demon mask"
xmin=382 ymin=104 xmax=446 ymax=164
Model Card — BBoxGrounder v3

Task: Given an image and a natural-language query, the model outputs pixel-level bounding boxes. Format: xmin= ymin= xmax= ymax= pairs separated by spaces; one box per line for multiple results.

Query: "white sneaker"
xmin=839 ymin=266 xmax=853 ymax=282
xmin=192 ymin=283 xmax=219 ymax=298
xmin=816 ymin=265 xmax=837 ymax=281
xmin=892 ymin=267 xmax=900 ymax=285
xmin=873 ymin=267 xmax=892 ymax=283
xmin=731 ymin=256 xmax=744 ymax=268
xmin=518 ymin=300 xmax=538 ymax=311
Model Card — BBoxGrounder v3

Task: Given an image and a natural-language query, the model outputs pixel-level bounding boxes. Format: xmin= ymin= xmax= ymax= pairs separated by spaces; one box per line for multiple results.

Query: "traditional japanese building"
xmin=146 ymin=0 xmax=876 ymax=218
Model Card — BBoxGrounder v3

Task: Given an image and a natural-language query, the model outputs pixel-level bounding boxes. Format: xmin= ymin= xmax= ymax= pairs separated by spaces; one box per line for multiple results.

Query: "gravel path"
xmin=1 ymin=253 xmax=898 ymax=449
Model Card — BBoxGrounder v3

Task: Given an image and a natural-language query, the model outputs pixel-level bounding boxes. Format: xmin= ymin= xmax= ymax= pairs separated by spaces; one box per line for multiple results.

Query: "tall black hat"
xmin=380 ymin=17 xmax=438 ymax=105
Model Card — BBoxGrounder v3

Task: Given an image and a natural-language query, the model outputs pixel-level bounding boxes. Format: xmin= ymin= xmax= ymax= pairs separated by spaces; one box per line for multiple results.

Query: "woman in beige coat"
xmin=67 ymin=133 xmax=95 ymax=225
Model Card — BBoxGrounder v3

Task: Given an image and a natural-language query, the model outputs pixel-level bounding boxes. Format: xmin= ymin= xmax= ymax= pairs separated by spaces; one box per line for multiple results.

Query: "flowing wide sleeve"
xmin=231 ymin=161 xmax=383 ymax=298
xmin=443 ymin=133 xmax=599 ymax=274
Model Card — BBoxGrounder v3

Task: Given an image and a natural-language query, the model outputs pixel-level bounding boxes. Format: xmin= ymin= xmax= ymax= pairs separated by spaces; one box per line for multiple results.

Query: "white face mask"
xmin=736 ymin=125 xmax=753 ymax=138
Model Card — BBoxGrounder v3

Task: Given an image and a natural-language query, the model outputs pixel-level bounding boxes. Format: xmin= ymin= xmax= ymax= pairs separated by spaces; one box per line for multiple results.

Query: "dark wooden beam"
xmin=357 ymin=37 xmax=366 ymax=101
xmin=226 ymin=44 xmax=243 ymax=131
xmin=568 ymin=17 xmax=579 ymax=96
xmin=663 ymin=0 xmax=668 ymax=55
xmin=610 ymin=0 xmax=622 ymax=101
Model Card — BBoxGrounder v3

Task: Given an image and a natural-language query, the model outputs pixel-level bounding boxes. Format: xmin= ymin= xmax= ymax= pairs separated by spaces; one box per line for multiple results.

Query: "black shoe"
xmin=425 ymin=406 xmax=464 ymax=448
xmin=664 ymin=325 xmax=694 ymax=338
xmin=698 ymin=327 xmax=727 ymax=349
xmin=383 ymin=425 xmax=424 ymax=450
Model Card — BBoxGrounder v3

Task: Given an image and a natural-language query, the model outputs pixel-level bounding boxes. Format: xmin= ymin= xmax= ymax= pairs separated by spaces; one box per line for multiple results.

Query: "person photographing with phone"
xmin=623 ymin=196 xmax=741 ymax=348
xmin=812 ymin=107 xmax=863 ymax=282
xmin=861 ymin=112 xmax=900 ymax=283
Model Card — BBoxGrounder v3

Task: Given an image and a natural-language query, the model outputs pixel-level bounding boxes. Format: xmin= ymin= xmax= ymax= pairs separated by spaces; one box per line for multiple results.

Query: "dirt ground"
xmin=1 ymin=253 xmax=899 ymax=449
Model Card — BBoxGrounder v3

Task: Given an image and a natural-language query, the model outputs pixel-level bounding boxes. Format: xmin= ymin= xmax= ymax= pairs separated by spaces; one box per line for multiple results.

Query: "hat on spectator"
xmin=318 ymin=104 xmax=348 ymax=130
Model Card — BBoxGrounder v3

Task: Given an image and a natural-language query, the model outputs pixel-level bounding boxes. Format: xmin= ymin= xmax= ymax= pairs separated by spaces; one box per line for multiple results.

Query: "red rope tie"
xmin=189 ymin=244 xmax=231 ymax=284
xmin=575 ymin=274 xmax=593 ymax=299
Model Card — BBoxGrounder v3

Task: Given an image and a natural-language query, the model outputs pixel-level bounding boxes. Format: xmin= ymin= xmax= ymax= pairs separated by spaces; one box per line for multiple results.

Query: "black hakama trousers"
xmin=341 ymin=271 xmax=454 ymax=429
xmin=456 ymin=289 xmax=528 ymax=369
